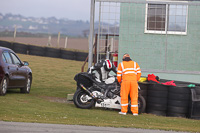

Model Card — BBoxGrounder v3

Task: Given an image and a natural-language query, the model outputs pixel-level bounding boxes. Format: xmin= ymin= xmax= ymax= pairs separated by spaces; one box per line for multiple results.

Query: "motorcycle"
xmin=73 ymin=72 xmax=146 ymax=114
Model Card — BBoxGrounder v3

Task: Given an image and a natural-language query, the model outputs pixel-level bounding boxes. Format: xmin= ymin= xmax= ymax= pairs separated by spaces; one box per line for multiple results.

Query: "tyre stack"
xmin=76 ymin=52 xmax=88 ymax=61
xmin=60 ymin=49 xmax=76 ymax=60
xmin=28 ymin=45 xmax=46 ymax=56
xmin=146 ymin=84 xmax=168 ymax=116
xmin=167 ymin=86 xmax=191 ymax=118
xmin=138 ymin=83 xmax=148 ymax=101
xmin=195 ymin=87 xmax=200 ymax=96
xmin=138 ymin=83 xmax=148 ymax=113
xmin=189 ymin=86 xmax=200 ymax=119
xmin=45 ymin=47 xmax=61 ymax=58
xmin=13 ymin=43 xmax=28 ymax=54
xmin=0 ymin=40 xmax=12 ymax=49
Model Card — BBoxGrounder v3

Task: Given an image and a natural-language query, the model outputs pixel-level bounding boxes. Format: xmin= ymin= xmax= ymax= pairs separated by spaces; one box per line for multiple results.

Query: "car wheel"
xmin=0 ymin=77 xmax=8 ymax=96
xmin=20 ymin=75 xmax=31 ymax=93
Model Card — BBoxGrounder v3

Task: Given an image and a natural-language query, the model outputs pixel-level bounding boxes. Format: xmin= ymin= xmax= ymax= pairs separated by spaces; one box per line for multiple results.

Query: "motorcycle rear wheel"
xmin=73 ymin=89 xmax=95 ymax=109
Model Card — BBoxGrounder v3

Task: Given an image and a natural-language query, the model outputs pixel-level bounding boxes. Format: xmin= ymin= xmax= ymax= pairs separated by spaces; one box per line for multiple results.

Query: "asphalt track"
xmin=0 ymin=121 xmax=189 ymax=133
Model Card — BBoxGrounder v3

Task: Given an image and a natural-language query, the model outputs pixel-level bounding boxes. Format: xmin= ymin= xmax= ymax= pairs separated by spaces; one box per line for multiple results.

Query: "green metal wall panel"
xmin=119 ymin=1 xmax=200 ymax=83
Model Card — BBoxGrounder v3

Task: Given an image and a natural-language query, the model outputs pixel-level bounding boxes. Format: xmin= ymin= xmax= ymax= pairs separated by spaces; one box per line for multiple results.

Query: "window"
xmin=168 ymin=5 xmax=187 ymax=33
xmin=10 ymin=53 xmax=21 ymax=65
xmin=2 ymin=54 xmax=6 ymax=63
xmin=147 ymin=4 xmax=166 ymax=31
xmin=3 ymin=52 xmax=12 ymax=64
xmin=145 ymin=1 xmax=188 ymax=35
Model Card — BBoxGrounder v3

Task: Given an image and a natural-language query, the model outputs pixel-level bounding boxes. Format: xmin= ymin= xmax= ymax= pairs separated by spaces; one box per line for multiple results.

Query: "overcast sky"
xmin=0 ymin=0 xmax=92 ymax=21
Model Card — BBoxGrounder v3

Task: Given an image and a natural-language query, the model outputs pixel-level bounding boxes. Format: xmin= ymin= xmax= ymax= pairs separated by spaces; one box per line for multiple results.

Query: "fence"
xmin=89 ymin=0 xmax=200 ymax=77
xmin=0 ymin=40 xmax=88 ymax=61
xmin=89 ymin=0 xmax=200 ymax=119
xmin=0 ymin=36 xmax=89 ymax=51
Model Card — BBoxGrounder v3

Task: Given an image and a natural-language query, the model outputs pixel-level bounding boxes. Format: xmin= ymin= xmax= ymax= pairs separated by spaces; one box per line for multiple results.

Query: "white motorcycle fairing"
xmin=95 ymin=95 xmax=121 ymax=109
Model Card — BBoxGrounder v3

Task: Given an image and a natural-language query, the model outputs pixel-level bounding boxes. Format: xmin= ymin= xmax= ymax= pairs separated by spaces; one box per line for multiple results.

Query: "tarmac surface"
xmin=0 ymin=121 xmax=189 ymax=133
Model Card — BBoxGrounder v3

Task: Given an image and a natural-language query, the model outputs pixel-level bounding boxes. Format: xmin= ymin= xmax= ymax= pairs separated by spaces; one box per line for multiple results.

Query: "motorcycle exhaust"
xmin=80 ymin=83 xmax=96 ymax=99
xmin=79 ymin=84 xmax=103 ymax=103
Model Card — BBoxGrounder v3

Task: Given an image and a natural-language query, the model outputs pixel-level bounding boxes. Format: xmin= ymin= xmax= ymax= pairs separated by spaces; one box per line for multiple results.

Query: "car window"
xmin=2 ymin=54 xmax=6 ymax=63
xmin=10 ymin=53 xmax=21 ymax=65
xmin=3 ymin=52 xmax=12 ymax=64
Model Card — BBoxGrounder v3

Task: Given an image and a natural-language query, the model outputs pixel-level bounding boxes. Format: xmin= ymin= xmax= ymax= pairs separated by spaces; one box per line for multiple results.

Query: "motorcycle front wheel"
xmin=128 ymin=95 xmax=146 ymax=114
xmin=138 ymin=95 xmax=146 ymax=114
xmin=73 ymin=89 xmax=95 ymax=109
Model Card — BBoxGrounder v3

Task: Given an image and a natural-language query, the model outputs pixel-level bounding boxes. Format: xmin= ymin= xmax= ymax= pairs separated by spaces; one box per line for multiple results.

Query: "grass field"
xmin=0 ymin=54 xmax=200 ymax=132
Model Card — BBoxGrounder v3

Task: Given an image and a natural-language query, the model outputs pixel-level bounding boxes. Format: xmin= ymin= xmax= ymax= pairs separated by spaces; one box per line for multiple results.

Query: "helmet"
xmin=104 ymin=59 xmax=112 ymax=71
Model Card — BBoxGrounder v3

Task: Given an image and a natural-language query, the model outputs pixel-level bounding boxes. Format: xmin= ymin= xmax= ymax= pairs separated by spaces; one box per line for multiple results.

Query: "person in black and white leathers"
xmin=88 ymin=59 xmax=117 ymax=84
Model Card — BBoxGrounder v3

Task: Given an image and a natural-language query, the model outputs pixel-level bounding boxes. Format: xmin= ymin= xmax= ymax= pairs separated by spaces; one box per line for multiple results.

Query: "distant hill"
xmin=0 ymin=13 xmax=119 ymax=37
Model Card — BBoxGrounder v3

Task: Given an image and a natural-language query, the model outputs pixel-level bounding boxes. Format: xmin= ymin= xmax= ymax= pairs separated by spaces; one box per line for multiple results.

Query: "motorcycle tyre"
xmin=73 ymin=89 xmax=95 ymax=109
xmin=138 ymin=95 xmax=146 ymax=114
xmin=128 ymin=95 xmax=146 ymax=114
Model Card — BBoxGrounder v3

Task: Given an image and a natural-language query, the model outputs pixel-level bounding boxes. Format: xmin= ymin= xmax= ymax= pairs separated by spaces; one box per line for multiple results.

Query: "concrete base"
xmin=67 ymin=94 xmax=74 ymax=101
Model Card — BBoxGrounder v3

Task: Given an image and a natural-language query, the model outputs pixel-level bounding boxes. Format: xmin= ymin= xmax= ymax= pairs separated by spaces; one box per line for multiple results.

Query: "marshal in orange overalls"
xmin=117 ymin=55 xmax=141 ymax=115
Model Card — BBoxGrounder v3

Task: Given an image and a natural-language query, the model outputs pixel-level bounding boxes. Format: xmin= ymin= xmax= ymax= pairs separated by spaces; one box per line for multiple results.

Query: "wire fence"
xmin=93 ymin=0 xmax=200 ymax=75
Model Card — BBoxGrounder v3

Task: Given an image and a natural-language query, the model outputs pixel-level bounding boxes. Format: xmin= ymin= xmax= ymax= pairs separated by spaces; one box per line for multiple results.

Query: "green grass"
xmin=0 ymin=54 xmax=200 ymax=132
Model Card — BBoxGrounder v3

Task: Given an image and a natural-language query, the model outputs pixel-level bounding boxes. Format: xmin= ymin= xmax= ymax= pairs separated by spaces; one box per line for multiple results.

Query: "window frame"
xmin=10 ymin=52 xmax=22 ymax=66
xmin=2 ymin=51 xmax=13 ymax=64
xmin=2 ymin=53 xmax=7 ymax=63
xmin=144 ymin=0 xmax=188 ymax=35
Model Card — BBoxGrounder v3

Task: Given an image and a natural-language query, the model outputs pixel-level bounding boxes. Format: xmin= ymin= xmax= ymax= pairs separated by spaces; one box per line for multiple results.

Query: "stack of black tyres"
xmin=195 ymin=87 xmax=200 ymax=97
xmin=193 ymin=87 xmax=200 ymax=118
xmin=28 ymin=45 xmax=46 ymax=56
xmin=138 ymin=83 xmax=148 ymax=113
xmin=13 ymin=43 xmax=28 ymax=54
xmin=147 ymin=84 xmax=168 ymax=116
xmin=0 ymin=40 xmax=12 ymax=49
xmin=0 ymin=40 xmax=89 ymax=61
xmin=60 ymin=49 xmax=76 ymax=60
xmin=45 ymin=47 xmax=61 ymax=58
xmin=138 ymin=83 xmax=148 ymax=101
xmin=76 ymin=52 xmax=88 ymax=61
xmin=167 ymin=85 xmax=191 ymax=118
xmin=189 ymin=86 xmax=200 ymax=119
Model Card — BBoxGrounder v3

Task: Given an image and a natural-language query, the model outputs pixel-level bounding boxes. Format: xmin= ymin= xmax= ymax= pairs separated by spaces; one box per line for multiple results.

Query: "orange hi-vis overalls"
xmin=117 ymin=60 xmax=141 ymax=114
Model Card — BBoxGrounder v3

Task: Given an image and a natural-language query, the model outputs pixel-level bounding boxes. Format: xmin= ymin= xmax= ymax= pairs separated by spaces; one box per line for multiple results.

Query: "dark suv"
xmin=0 ymin=47 xmax=32 ymax=96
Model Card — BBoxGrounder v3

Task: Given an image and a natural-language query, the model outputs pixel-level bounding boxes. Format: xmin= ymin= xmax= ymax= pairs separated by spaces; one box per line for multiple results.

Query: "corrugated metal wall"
xmin=94 ymin=0 xmax=200 ymax=83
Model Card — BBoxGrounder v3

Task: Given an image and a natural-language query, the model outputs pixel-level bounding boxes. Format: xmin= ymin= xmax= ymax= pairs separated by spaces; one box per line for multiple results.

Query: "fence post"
xmin=64 ymin=36 xmax=68 ymax=48
xmin=88 ymin=0 xmax=95 ymax=68
xmin=47 ymin=36 xmax=51 ymax=46
xmin=110 ymin=37 xmax=114 ymax=52
xmin=13 ymin=25 xmax=17 ymax=42
xmin=57 ymin=32 xmax=60 ymax=47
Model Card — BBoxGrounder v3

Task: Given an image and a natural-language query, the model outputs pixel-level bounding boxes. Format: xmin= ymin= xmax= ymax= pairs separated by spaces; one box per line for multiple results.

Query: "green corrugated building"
xmin=118 ymin=0 xmax=200 ymax=83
